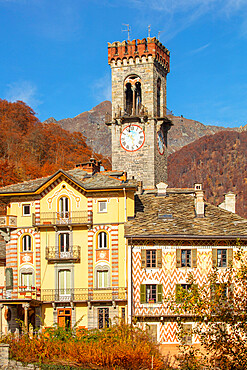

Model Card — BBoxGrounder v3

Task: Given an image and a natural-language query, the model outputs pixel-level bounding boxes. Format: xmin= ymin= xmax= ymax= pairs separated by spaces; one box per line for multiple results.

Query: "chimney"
xmin=156 ymin=182 xmax=168 ymax=196
xmin=194 ymin=184 xmax=204 ymax=218
xmin=75 ymin=158 xmax=101 ymax=175
xmin=219 ymin=191 xmax=236 ymax=213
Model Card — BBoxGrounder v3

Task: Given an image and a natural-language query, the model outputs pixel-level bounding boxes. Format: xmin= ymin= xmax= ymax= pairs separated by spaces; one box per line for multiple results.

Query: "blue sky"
xmin=1 ymin=0 xmax=247 ymax=128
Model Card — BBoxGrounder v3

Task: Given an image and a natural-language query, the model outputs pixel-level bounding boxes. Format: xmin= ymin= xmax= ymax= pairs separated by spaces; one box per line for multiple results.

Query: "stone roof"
xmin=125 ymin=193 xmax=247 ymax=239
xmin=0 ymin=169 xmax=137 ymax=195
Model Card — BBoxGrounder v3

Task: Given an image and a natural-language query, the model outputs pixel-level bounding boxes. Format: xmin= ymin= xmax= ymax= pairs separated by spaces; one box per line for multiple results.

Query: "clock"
xmin=157 ymin=128 xmax=165 ymax=155
xmin=120 ymin=124 xmax=145 ymax=152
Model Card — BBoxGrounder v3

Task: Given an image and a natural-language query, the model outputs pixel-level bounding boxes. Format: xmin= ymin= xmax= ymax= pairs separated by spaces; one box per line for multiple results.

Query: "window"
xmin=59 ymin=196 xmax=69 ymax=218
xmin=212 ymin=249 xmax=233 ymax=268
xmin=22 ymin=235 xmax=32 ymax=252
xmin=121 ymin=307 xmax=125 ymax=322
xmin=98 ymin=231 xmax=107 ymax=249
xmin=21 ymin=272 xmax=33 ymax=289
xmin=176 ymin=249 xmax=197 ymax=268
xmin=58 ymin=269 xmax=71 ymax=298
xmin=97 ymin=270 xmax=108 ymax=288
xmin=175 ymin=284 xmax=193 ymax=303
xmin=5 ymin=268 xmax=13 ymax=290
xmin=141 ymin=249 xmax=162 ymax=268
xmin=22 ymin=204 xmax=30 ymax=216
xmin=157 ymin=78 xmax=161 ymax=117
xmin=98 ymin=201 xmax=107 ymax=213
xmin=181 ymin=323 xmax=193 ymax=345
xmin=211 ymin=283 xmax=233 ymax=301
xmin=124 ymin=75 xmax=142 ymax=116
xmin=147 ymin=324 xmax=158 ymax=342
xmin=59 ymin=233 xmax=70 ymax=254
xmin=98 ymin=308 xmax=109 ymax=328
xmin=140 ymin=284 xmax=163 ymax=303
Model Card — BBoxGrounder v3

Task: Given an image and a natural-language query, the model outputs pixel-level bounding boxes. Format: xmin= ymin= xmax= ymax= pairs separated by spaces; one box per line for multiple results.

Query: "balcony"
xmin=0 ymin=215 xmax=17 ymax=228
xmin=32 ymin=211 xmax=93 ymax=227
xmin=0 ymin=287 xmax=127 ymax=303
xmin=41 ymin=287 xmax=127 ymax=303
xmin=46 ymin=245 xmax=80 ymax=263
xmin=0 ymin=286 xmax=41 ymax=301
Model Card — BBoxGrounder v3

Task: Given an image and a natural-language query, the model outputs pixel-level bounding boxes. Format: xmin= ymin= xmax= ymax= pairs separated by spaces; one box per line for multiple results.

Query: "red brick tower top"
xmin=108 ymin=37 xmax=170 ymax=73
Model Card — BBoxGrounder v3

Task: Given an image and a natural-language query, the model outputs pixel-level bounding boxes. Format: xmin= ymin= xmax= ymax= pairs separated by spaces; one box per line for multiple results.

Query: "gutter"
xmin=124 ymin=234 xmax=247 ymax=240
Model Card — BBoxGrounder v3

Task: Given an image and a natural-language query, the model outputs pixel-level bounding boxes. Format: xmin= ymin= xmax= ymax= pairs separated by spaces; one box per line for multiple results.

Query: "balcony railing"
xmin=46 ymin=245 xmax=80 ymax=262
xmin=0 ymin=286 xmax=41 ymax=300
xmin=32 ymin=211 xmax=93 ymax=227
xmin=41 ymin=287 xmax=127 ymax=302
xmin=0 ymin=215 xmax=17 ymax=228
xmin=0 ymin=287 xmax=127 ymax=303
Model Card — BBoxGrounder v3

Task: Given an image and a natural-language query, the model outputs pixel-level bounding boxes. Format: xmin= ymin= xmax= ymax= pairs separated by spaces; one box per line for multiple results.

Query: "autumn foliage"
xmin=168 ymin=130 xmax=247 ymax=218
xmin=3 ymin=324 xmax=167 ymax=369
xmin=0 ymin=99 xmax=110 ymax=187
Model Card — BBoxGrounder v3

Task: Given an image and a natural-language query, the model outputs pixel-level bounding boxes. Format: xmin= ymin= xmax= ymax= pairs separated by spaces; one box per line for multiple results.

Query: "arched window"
xmin=98 ymin=231 xmax=107 ymax=249
xmin=59 ymin=196 xmax=69 ymax=218
xmin=124 ymin=75 xmax=142 ymax=116
xmin=157 ymin=78 xmax=161 ymax=117
xmin=95 ymin=265 xmax=110 ymax=288
xmin=22 ymin=235 xmax=32 ymax=252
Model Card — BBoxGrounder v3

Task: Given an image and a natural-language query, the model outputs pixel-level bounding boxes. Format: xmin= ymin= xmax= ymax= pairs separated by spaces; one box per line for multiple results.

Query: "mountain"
xmin=46 ymin=101 xmax=112 ymax=162
xmin=167 ymin=130 xmax=247 ymax=218
xmin=49 ymin=101 xmax=247 ymax=157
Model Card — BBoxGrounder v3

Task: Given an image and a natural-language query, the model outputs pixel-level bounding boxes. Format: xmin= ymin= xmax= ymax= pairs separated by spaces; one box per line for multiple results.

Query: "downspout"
xmin=123 ymin=188 xmax=127 ymax=222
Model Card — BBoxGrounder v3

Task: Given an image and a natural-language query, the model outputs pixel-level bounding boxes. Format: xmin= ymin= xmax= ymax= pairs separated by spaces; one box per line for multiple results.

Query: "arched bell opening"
xmin=124 ymin=75 xmax=142 ymax=116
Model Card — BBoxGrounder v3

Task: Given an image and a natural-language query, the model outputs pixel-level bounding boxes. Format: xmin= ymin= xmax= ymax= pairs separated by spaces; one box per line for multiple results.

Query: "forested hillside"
xmin=167 ymin=130 xmax=247 ymax=218
xmin=0 ymin=99 xmax=110 ymax=187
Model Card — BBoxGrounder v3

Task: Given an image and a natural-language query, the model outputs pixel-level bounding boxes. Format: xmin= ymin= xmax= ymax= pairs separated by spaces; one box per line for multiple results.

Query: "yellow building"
xmin=0 ymin=160 xmax=137 ymax=333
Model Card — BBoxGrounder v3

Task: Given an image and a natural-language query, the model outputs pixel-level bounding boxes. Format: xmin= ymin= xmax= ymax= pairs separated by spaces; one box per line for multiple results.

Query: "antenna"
xmin=158 ymin=30 xmax=165 ymax=41
xmin=122 ymin=24 xmax=131 ymax=41
xmin=148 ymin=25 xmax=151 ymax=38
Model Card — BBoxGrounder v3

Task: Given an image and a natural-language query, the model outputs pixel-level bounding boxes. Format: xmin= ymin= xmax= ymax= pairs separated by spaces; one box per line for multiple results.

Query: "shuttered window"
xmin=140 ymin=284 xmax=163 ymax=303
xmin=212 ymin=249 xmax=233 ymax=267
xmin=141 ymin=249 xmax=162 ymax=268
xmin=6 ymin=268 xmax=13 ymax=290
xmin=176 ymin=249 xmax=197 ymax=268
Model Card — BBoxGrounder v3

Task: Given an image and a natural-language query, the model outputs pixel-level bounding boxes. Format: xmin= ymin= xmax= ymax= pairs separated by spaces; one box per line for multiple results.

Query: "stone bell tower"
xmin=106 ymin=37 xmax=172 ymax=189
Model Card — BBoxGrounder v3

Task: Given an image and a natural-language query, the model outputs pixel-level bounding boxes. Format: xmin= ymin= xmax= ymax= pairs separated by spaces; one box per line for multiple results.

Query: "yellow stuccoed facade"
xmin=0 ymin=168 xmax=136 ymax=333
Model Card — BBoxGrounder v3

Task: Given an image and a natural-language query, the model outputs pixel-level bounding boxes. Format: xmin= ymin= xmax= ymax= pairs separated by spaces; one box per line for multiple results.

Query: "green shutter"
xmin=192 ymin=249 xmax=197 ymax=268
xmin=157 ymin=249 xmax=162 ymax=268
xmin=228 ymin=249 xmax=233 ymax=267
xmin=157 ymin=284 xmax=163 ymax=302
xmin=141 ymin=250 xmax=146 ymax=269
xmin=176 ymin=249 xmax=181 ymax=268
xmin=212 ymin=249 xmax=217 ymax=267
xmin=175 ymin=284 xmax=181 ymax=303
xmin=140 ymin=284 xmax=146 ymax=303
xmin=5 ymin=268 xmax=13 ymax=290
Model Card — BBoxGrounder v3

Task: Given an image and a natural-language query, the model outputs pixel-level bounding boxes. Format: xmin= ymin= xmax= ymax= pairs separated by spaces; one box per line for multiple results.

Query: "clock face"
xmin=120 ymin=125 xmax=145 ymax=152
xmin=157 ymin=129 xmax=165 ymax=155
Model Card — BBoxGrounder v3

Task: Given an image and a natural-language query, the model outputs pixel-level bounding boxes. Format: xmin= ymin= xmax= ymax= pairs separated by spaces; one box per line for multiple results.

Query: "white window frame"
xmin=98 ymin=201 xmax=107 ymax=213
xmin=22 ymin=235 xmax=32 ymax=252
xmin=22 ymin=204 xmax=31 ymax=216
xmin=98 ymin=231 xmax=108 ymax=249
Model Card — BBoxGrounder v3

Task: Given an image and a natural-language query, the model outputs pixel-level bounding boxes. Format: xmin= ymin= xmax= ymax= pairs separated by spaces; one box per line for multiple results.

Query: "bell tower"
xmin=106 ymin=37 xmax=172 ymax=189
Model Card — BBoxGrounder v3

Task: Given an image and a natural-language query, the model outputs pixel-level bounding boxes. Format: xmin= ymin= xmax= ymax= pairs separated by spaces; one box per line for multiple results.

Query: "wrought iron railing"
xmin=0 ymin=287 xmax=127 ymax=302
xmin=0 ymin=215 xmax=17 ymax=228
xmin=41 ymin=287 xmax=127 ymax=302
xmin=45 ymin=245 xmax=81 ymax=262
xmin=32 ymin=211 xmax=93 ymax=226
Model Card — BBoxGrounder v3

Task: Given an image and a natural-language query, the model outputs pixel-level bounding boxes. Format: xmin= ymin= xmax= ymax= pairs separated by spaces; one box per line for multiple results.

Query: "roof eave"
xmin=124 ymin=234 xmax=247 ymax=240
